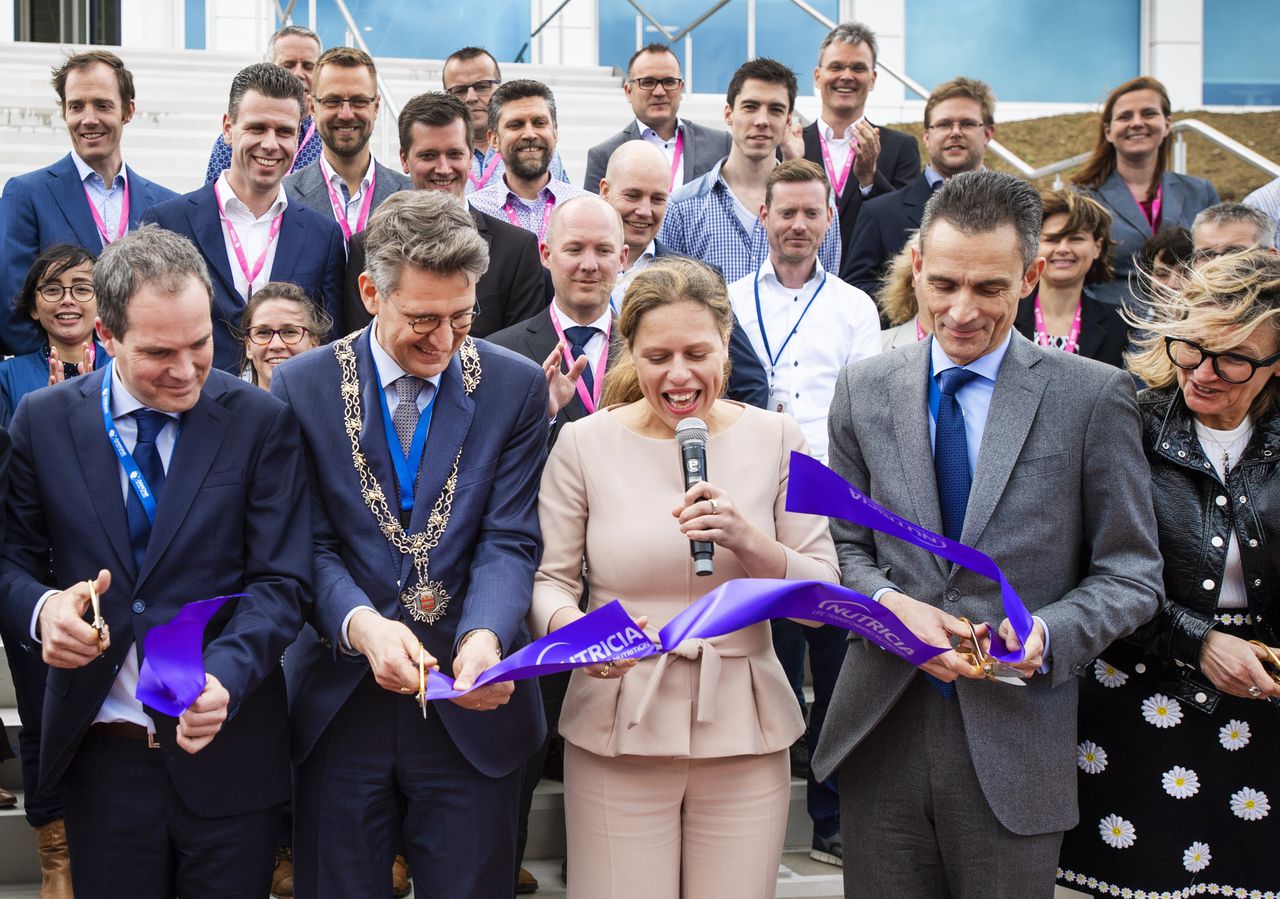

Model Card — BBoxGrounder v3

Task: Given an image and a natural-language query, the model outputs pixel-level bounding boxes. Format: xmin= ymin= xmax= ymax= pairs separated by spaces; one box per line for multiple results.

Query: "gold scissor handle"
xmin=415 ymin=644 xmax=429 ymax=718
xmin=1249 ymin=640 xmax=1280 ymax=686
xmin=955 ymin=616 xmax=1029 ymax=681
xmin=87 ymin=579 xmax=105 ymax=657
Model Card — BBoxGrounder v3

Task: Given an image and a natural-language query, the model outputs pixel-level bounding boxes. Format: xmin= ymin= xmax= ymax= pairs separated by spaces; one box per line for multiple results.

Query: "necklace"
xmin=1194 ymin=418 xmax=1253 ymax=479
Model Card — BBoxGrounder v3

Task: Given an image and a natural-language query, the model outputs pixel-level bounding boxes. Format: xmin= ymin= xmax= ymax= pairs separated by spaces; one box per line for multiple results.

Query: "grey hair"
xmin=818 ymin=21 xmax=879 ymax=67
xmin=95 ymin=225 xmax=213 ymax=337
xmin=266 ymin=25 xmax=321 ymax=60
xmin=919 ymin=171 xmax=1042 ymax=271
xmin=363 ymin=192 xmax=490 ymax=295
xmin=486 ymin=79 xmax=557 ymax=134
xmin=1193 ymin=202 xmax=1277 ymax=251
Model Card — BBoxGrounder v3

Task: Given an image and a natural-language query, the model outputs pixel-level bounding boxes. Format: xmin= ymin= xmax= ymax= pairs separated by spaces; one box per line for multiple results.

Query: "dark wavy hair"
xmin=13 ymin=244 xmax=98 ymax=336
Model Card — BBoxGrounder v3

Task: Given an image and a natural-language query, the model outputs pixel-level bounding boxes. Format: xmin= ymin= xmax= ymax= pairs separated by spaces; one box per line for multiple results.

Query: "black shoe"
xmin=810 ymin=831 xmax=843 ymax=867
xmin=789 ymin=734 xmax=810 ymax=780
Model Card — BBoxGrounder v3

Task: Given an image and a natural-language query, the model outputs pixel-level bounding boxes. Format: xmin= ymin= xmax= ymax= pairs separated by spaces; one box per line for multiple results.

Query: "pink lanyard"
xmin=550 ymin=310 xmax=611 ymax=414
xmin=1033 ymin=296 xmax=1083 ymax=355
xmin=915 ymin=320 xmax=927 ymax=342
xmin=504 ymin=192 xmax=556 ymax=242
xmin=290 ymin=121 xmax=316 ymax=174
xmin=323 ymin=166 xmax=377 ymax=241
xmin=214 ymin=181 xmax=284 ymax=299
xmin=667 ymin=130 xmax=685 ymax=191
xmin=469 ymin=154 xmax=501 ymax=192
xmin=84 ymin=176 xmax=130 ymax=245
xmin=819 ymin=132 xmax=856 ymax=197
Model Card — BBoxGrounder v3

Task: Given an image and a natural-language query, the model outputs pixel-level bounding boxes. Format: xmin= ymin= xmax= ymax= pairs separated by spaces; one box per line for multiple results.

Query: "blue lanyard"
xmin=100 ymin=359 xmax=170 ymax=524
xmin=753 ymin=265 xmax=827 ymax=370
xmin=376 ymin=378 xmax=436 ymax=513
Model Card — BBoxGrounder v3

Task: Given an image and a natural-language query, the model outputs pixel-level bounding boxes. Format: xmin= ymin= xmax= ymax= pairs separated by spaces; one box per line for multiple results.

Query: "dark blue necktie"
xmin=126 ymin=410 xmax=169 ymax=571
xmin=926 ymin=367 xmax=978 ymax=699
xmin=563 ymin=326 xmax=599 ymax=397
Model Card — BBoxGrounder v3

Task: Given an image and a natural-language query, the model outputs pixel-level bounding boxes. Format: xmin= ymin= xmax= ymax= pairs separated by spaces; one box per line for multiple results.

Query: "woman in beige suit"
xmin=530 ymin=257 xmax=840 ymax=899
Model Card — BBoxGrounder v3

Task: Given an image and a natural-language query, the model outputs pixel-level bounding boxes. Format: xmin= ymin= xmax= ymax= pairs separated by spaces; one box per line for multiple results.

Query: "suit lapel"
xmin=1159 ymin=173 xmax=1188 ymax=229
xmin=371 ymin=162 xmax=405 ymax=206
xmin=125 ymin=167 xmax=155 ymax=228
xmin=961 ymin=336 xmax=1046 ymax=547
xmin=190 ymin=185 xmax=241 ymax=301
xmin=271 ymin=204 xmax=310 ymax=285
xmin=889 ymin=344 xmax=948 ymax=579
xmin=70 ymin=372 xmax=135 ymax=577
xmin=1099 ymin=172 xmax=1149 ymax=238
xmin=45 ymin=155 xmax=102 ymax=249
xmin=1076 ymin=295 xmax=1109 ymax=361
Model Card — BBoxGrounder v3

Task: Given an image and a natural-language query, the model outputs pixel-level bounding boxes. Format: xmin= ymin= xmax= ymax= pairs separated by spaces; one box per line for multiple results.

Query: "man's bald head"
xmin=545 ymin=194 xmax=625 ymax=248
xmin=600 ymin=141 xmax=671 ymax=257
xmin=541 ymin=195 xmax=629 ymax=323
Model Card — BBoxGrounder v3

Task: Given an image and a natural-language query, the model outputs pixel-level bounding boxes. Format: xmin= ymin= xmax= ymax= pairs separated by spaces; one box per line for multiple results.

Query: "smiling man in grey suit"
xmin=583 ymin=44 xmax=731 ymax=194
xmin=815 ymin=171 xmax=1163 ymax=897
xmin=283 ymin=46 xmax=409 ymax=240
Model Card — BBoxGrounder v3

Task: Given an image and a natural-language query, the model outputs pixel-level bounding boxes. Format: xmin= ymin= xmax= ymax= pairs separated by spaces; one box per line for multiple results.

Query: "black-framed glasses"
xmin=314 ymin=95 xmax=377 ymax=111
xmin=925 ymin=119 xmax=987 ymax=133
xmin=247 ymin=326 xmax=312 ymax=346
xmin=444 ymin=79 xmax=500 ymax=99
xmin=1165 ymin=336 xmax=1280 ymax=384
xmin=629 ymin=76 xmax=683 ymax=92
xmin=37 ymin=283 xmax=95 ymax=303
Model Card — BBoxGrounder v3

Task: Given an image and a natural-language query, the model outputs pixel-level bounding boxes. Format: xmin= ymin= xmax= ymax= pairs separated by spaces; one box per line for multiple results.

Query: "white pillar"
xmin=206 ymin=0 xmax=273 ymax=56
xmin=844 ymin=0 xmax=907 ymax=105
xmin=120 ymin=0 xmax=182 ymax=49
xmin=531 ymin=0 xmax=597 ymax=66
xmin=1143 ymin=0 xmax=1204 ymax=109
xmin=0 ymin=0 xmax=14 ymax=43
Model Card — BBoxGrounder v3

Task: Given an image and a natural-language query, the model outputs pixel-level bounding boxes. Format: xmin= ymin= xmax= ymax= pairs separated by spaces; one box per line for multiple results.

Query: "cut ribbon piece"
xmin=135 ymin=594 xmax=243 ymax=716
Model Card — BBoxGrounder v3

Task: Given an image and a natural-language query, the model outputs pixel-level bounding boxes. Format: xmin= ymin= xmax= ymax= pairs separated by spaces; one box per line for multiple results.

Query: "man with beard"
xmin=284 ymin=47 xmax=410 ymax=244
xmin=841 ymin=76 xmax=995 ymax=297
xmin=467 ymin=80 xmax=590 ymax=241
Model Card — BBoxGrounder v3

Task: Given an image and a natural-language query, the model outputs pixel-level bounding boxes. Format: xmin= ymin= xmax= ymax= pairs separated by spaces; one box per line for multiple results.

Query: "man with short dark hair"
xmin=283 ymin=46 xmax=410 ymax=242
xmin=842 ymin=75 xmax=995 ymax=296
xmin=468 ymin=80 xmax=591 ymax=240
xmin=583 ymin=44 xmax=731 ymax=194
xmin=817 ymin=170 xmax=1163 ymax=896
xmin=658 ymin=58 xmax=842 ymax=285
xmin=1192 ymin=201 xmax=1278 ymax=263
xmin=341 ymin=91 xmax=546 ymax=337
xmin=0 ymin=224 xmax=311 ymax=897
xmin=145 ymin=62 xmax=345 ymax=372
xmin=443 ymin=47 xmax=570 ymax=193
xmin=0 ymin=50 xmax=177 ymax=355
xmin=205 ymin=25 xmax=324 ymax=183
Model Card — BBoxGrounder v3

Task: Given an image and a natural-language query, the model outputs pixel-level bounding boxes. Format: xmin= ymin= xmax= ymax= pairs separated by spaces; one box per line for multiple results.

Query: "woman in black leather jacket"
xmin=1058 ymin=251 xmax=1280 ymax=897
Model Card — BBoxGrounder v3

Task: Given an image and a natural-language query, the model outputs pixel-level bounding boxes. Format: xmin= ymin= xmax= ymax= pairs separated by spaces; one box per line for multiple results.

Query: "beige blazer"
xmin=531 ymin=403 xmax=839 ymax=759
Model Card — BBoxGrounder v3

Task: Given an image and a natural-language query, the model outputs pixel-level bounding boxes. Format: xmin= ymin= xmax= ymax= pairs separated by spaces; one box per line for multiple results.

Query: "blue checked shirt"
xmin=466 ymin=146 xmax=570 ymax=194
xmin=203 ymin=115 xmax=323 ymax=184
xmin=1244 ymin=177 xmax=1280 ymax=230
xmin=468 ymin=176 xmax=590 ymax=240
xmin=70 ymin=153 xmax=128 ymax=246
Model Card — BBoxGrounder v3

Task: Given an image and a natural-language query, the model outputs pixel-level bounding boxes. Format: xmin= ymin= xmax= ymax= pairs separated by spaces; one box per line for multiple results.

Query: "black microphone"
xmin=675 ymin=418 xmax=714 ymax=576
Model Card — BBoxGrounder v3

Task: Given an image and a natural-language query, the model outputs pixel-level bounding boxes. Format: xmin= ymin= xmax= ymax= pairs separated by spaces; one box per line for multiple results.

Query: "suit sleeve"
xmin=726 ymin=314 xmax=769 ymax=408
xmin=202 ymin=400 xmax=311 ymax=711
xmin=840 ymin=201 xmax=887 ymax=295
xmin=318 ymin=220 xmax=347 ymax=338
xmin=0 ymin=396 xmax=59 ymax=637
xmin=529 ymin=423 xmax=588 ymax=637
xmin=0 ymin=178 xmax=46 ymax=355
xmin=886 ymin=133 xmax=922 ymax=191
xmin=583 ymin=146 xmax=606 ymax=194
xmin=503 ymin=231 xmax=550 ymax=329
xmin=342 ymin=235 xmax=372 ymax=333
xmin=1035 ymin=368 xmax=1163 ymax=688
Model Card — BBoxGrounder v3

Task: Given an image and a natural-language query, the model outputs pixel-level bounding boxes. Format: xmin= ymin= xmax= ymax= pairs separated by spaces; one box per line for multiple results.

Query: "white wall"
xmin=120 ymin=0 xmax=183 ymax=48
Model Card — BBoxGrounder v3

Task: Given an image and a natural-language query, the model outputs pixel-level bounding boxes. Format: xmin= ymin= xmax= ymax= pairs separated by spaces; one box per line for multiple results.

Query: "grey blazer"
xmin=283 ymin=157 xmax=411 ymax=222
xmin=582 ymin=119 xmax=732 ymax=193
xmin=813 ymin=333 xmax=1163 ymax=836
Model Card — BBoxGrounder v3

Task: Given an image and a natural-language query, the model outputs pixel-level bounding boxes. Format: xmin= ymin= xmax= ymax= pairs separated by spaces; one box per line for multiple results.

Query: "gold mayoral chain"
xmin=333 ymin=331 xmax=482 ymax=624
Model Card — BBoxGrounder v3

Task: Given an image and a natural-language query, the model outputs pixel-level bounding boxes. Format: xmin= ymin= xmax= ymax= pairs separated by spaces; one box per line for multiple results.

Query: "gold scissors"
xmin=1249 ymin=640 xmax=1280 ymax=687
xmin=87 ymin=578 xmax=106 ymax=657
xmin=955 ymin=617 xmax=1028 ymax=686
xmin=415 ymin=644 xmax=429 ymax=718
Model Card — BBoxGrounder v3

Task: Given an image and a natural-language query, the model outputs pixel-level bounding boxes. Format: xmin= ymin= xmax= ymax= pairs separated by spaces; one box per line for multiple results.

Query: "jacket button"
xmin=1250 ymin=539 xmax=1259 ymax=548
xmin=132 ymin=600 xmax=145 ymax=613
xmin=1177 ymin=450 xmax=1186 ymax=457
xmin=1162 ymin=442 xmax=1170 ymax=449
xmin=1203 ymin=579 xmax=1216 ymax=590
xmin=944 ymin=588 xmax=960 ymax=603
xmin=1216 ymin=495 xmax=1228 ymax=506
xmin=1255 ymin=579 xmax=1263 ymax=587
xmin=1211 ymin=536 xmax=1224 ymax=548
xmin=1195 ymin=691 xmax=1208 ymax=703
xmin=1135 ymin=663 xmax=1147 ymax=673
xmin=1239 ymin=495 xmax=1248 ymax=504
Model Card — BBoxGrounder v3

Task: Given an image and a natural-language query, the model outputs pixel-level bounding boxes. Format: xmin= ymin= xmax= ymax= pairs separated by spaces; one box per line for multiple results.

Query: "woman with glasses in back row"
xmin=239 ymin=281 xmax=333 ymax=390
xmin=1058 ymin=251 xmax=1280 ymax=897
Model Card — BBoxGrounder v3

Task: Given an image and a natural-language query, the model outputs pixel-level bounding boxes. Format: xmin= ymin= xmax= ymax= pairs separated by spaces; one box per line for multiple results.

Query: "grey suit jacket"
xmin=283 ymin=157 xmax=411 ymax=223
xmin=813 ymin=333 xmax=1163 ymax=836
xmin=583 ymin=119 xmax=732 ymax=193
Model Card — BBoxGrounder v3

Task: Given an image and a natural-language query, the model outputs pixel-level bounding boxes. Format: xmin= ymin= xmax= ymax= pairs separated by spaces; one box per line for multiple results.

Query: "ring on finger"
xmin=709 ymin=498 xmax=719 ymax=515
xmin=600 ymin=663 xmax=613 ymax=678
xmin=1248 ymin=684 xmax=1263 ymax=698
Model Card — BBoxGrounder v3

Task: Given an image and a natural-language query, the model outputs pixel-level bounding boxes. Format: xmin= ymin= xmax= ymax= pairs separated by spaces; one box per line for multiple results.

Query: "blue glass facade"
xmin=313 ymin=0 xmax=531 ymax=62
xmin=1203 ymin=0 xmax=1280 ymax=104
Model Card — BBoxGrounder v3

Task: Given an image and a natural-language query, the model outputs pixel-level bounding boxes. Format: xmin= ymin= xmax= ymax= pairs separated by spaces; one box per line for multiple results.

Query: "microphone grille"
xmin=675 ymin=417 xmax=709 ymax=448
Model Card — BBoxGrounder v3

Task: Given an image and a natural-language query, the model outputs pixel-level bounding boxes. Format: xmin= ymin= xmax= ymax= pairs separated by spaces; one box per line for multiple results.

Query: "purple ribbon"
xmin=135 ymin=594 xmax=242 ymax=716
xmin=784 ymin=451 xmax=1032 ymax=663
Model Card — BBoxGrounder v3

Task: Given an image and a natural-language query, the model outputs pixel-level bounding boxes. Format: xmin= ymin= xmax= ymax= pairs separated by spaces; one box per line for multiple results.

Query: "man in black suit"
xmin=841 ymin=76 xmax=995 ymax=298
xmin=784 ymin=22 xmax=919 ymax=257
xmin=583 ymin=44 xmax=732 ymax=195
xmin=342 ymin=92 xmax=546 ymax=338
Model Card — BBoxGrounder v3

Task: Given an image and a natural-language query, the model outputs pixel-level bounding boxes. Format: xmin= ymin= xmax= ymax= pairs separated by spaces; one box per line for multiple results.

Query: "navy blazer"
xmin=801 ymin=122 xmax=920 ymax=254
xmin=0 ymin=368 xmax=311 ymax=816
xmin=1013 ymin=288 xmax=1129 ymax=368
xmin=839 ymin=171 xmax=934 ymax=297
xmin=271 ymin=329 xmax=549 ymax=778
xmin=1082 ymin=169 xmax=1219 ymax=306
xmin=142 ymin=183 xmax=346 ymax=373
xmin=0 ymin=154 xmax=177 ymax=355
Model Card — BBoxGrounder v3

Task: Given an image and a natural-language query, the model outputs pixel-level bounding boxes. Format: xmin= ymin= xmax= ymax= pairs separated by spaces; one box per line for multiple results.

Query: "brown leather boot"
xmin=270 ymin=847 xmax=293 ymax=898
xmin=391 ymin=853 xmax=411 ymax=898
xmin=35 ymin=819 xmax=73 ymax=899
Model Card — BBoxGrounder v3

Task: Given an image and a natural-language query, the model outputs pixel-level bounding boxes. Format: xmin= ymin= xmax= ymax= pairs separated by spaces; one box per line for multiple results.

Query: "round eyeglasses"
xmin=37 ymin=283 xmax=95 ymax=304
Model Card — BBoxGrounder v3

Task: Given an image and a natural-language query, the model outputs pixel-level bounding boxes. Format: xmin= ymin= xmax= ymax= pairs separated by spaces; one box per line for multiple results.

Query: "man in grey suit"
xmin=582 ymin=44 xmax=731 ymax=194
xmin=814 ymin=171 xmax=1164 ymax=897
xmin=284 ymin=46 xmax=409 ymax=240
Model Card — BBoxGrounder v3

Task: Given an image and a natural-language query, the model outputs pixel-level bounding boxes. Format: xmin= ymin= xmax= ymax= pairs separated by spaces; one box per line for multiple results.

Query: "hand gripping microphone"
xmin=675 ymin=418 xmax=714 ymax=576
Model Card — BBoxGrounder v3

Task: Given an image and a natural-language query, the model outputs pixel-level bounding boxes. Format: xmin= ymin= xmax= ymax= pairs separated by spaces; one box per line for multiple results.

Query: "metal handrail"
xmin=1171 ymin=118 xmax=1280 ymax=179
xmin=516 ymin=0 xmax=575 ymax=64
xmin=325 ymin=0 xmax=401 ymax=166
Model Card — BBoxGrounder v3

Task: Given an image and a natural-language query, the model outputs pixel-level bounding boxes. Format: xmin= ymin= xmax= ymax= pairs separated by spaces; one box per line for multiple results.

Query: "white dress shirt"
xmin=319 ymin=153 xmax=376 ymax=232
xmin=817 ymin=116 xmax=873 ymax=198
xmin=638 ymin=117 xmax=685 ymax=188
xmin=550 ymin=303 xmax=612 ymax=381
xmin=611 ymin=241 xmax=657 ymax=313
xmin=728 ymin=258 xmax=880 ymax=462
xmin=215 ymin=171 xmax=288 ymax=301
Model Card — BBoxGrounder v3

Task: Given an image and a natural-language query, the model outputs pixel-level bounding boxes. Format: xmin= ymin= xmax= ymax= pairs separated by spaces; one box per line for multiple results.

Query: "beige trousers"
xmin=563 ymin=743 xmax=791 ymax=899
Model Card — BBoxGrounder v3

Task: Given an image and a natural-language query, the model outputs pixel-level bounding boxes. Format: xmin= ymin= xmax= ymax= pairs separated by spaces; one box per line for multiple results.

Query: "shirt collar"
xmin=502 ymin=175 xmax=555 ymax=209
xmin=930 ymin=329 xmax=1012 ymax=382
xmin=818 ymin=116 xmax=864 ymax=141
xmin=550 ymin=302 xmax=612 ymax=332
xmin=624 ymin=240 xmax=657 ymax=274
xmin=369 ymin=319 xmax=445 ymax=392
xmin=923 ymin=166 xmax=946 ymax=188
xmin=319 ymin=153 xmax=376 ymax=194
xmin=216 ymin=171 xmax=288 ymax=221
xmin=636 ymin=118 xmax=684 ymax=143
xmin=109 ymin=361 xmax=180 ymax=421
xmin=71 ymin=151 xmax=127 ymax=188
xmin=758 ymin=256 xmax=825 ymax=290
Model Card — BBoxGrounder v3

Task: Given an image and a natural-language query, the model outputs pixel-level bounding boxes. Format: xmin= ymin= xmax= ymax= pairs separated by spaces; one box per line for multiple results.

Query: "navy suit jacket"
xmin=0 ymin=154 xmax=177 ymax=355
xmin=652 ymin=239 xmax=770 ymax=408
xmin=0 ymin=368 xmax=310 ymax=817
xmin=840 ymin=172 xmax=934 ymax=297
xmin=802 ymin=122 xmax=920 ymax=255
xmin=271 ymin=328 xmax=549 ymax=778
xmin=142 ymin=183 xmax=346 ymax=372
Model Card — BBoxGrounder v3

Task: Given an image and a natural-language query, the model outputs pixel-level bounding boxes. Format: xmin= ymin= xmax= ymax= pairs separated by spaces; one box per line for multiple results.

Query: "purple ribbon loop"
xmin=135 ymin=594 xmax=243 ymax=716
xmin=783 ymin=451 xmax=1033 ymax=663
